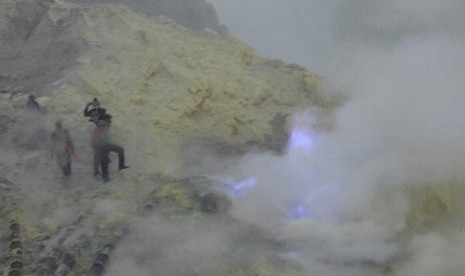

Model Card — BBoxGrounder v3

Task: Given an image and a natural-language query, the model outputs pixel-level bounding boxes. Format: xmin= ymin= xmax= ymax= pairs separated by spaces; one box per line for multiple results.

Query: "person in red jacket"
xmin=92 ymin=116 xmax=129 ymax=182
xmin=51 ymin=121 xmax=74 ymax=176
xmin=85 ymin=98 xmax=111 ymax=176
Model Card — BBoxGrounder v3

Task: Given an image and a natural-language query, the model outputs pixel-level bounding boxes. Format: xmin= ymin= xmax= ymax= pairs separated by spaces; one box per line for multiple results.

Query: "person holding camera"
xmin=84 ymin=98 xmax=109 ymax=176
xmin=92 ymin=115 xmax=129 ymax=182
xmin=84 ymin=98 xmax=106 ymax=125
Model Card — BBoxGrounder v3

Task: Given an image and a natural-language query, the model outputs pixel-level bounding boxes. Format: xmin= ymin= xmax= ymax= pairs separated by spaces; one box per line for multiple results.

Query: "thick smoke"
xmin=3 ymin=1 xmax=465 ymax=275
xmin=206 ymin=0 xmax=465 ymax=275
xmin=209 ymin=0 xmax=465 ymax=74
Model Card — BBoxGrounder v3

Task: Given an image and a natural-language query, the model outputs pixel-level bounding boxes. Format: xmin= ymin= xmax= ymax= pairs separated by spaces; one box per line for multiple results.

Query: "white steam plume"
xmin=208 ymin=1 xmax=465 ymax=275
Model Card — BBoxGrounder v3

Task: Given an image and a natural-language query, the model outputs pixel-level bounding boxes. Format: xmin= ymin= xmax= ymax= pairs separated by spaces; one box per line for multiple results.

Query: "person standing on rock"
xmin=51 ymin=121 xmax=75 ymax=176
xmin=19 ymin=94 xmax=47 ymax=150
xmin=92 ymin=115 xmax=129 ymax=182
xmin=84 ymin=98 xmax=108 ymax=176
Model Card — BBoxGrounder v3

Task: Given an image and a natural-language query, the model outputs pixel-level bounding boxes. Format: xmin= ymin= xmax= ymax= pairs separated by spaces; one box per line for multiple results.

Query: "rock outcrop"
xmin=1 ymin=1 xmax=463 ymax=275
xmin=67 ymin=0 xmax=227 ymax=34
xmin=0 ymin=1 xmax=332 ymax=275
xmin=0 ymin=0 xmax=332 ymax=173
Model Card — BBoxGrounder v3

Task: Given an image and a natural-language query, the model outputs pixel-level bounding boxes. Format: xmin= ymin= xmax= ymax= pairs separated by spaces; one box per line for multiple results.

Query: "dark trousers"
xmin=96 ymin=143 xmax=126 ymax=182
xmin=92 ymin=145 xmax=100 ymax=175
xmin=61 ymin=162 xmax=71 ymax=176
xmin=56 ymin=150 xmax=72 ymax=176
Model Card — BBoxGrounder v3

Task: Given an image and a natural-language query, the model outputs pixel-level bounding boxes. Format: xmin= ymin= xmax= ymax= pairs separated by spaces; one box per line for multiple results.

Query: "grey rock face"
xmin=67 ymin=0 xmax=227 ymax=34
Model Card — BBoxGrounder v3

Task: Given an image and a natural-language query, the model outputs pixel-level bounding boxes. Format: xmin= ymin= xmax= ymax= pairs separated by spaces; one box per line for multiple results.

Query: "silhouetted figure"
xmin=16 ymin=94 xmax=47 ymax=150
xmin=51 ymin=121 xmax=74 ymax=176
xmin=26 ymin=94 xmax=40 ymax=112
xmin=92 ymin=116 xmax=128 ymax=182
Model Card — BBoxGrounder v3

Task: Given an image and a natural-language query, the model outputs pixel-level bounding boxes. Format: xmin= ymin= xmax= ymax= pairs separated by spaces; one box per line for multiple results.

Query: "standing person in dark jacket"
xmin=92 ymin=116 xmax=129 ymax=182
xmin=51 ymin=121 xmax=75 ymax=176
xmin=26 ymin=94 xmax=40 ymax=112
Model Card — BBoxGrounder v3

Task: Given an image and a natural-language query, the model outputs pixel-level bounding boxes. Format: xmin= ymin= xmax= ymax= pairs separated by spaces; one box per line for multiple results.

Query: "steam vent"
xmin=2 ymin=0 xmax=463 ymax=275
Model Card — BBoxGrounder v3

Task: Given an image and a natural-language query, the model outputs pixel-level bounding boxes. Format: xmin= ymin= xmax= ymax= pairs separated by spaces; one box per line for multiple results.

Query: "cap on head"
xmin=55 ymin=121 xmax=63 ymax=129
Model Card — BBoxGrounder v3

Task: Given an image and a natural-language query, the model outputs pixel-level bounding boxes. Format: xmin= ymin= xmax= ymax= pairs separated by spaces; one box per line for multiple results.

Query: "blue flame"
xmin=222 ymin=177 xmax=257 ymax=197
xmin=288 ymin=127 xmax=315 ymax=152
xmin=287 ymin=184 xmax=337 ymax=221
xmin=287 ymin=205 xmax=308 ymax=220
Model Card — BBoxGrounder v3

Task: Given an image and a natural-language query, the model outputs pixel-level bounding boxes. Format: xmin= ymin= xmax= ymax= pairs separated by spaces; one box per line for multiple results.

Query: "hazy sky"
xmin=208 ymin=0 xmax=465 ymax=74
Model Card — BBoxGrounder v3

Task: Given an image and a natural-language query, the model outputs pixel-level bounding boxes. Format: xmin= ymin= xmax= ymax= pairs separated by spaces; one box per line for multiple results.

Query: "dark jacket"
xmin=26 ymin=99 xmax=40 ymax=111
xmin=83 ymin=105 xmax=106 ymax=122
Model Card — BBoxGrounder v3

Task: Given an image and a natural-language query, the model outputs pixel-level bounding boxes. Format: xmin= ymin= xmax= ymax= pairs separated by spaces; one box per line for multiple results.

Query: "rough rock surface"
xmin=0 ymin=0 xmax=332 ymax=275
xmin=0 ymin=0 xmax=332 ymax=174
xmin=67 ymin=0 xmax=227 ymax=34
xmin=1 ymin=1 xmax=463 ymax=275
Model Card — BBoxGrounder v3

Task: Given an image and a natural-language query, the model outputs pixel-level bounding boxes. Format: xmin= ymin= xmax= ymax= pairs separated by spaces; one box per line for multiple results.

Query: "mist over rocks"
xmin=2 ymin=0 xmax=465 ymax=275
xmin=0 ymin=1 xmax=334 ymax=274
xmin=0 ymin=0 xmax=332 ymax=175
xmin=208 ymin=1 xmax=465 ymax=276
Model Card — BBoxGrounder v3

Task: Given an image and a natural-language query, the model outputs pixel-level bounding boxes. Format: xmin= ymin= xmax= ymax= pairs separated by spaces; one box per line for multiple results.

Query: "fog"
xmin=200 ymin=1 xmax=465 ymax=275
xmin=3 ymin=0 xmax=465 ymax=275
xmin=209 ymin=0 xmax=465 ymax=74
xmin=94 ymin=1 xmax=465 ymax=275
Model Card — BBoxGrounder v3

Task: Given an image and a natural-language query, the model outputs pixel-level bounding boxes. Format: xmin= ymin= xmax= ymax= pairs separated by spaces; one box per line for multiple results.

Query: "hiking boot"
xmin=119 ymin=165 xmax=130 ymax=171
